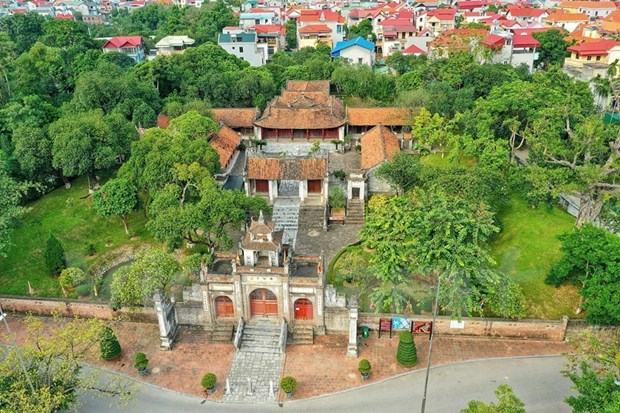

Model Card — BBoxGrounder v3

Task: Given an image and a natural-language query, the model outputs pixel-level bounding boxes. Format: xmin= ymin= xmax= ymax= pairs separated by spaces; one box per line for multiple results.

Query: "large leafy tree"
xmin=532 ymin=29 xmax=570 ymax=69
xmin=462 ymin=385 xmax=526 ymax=413
xmin=285 ymin=19 xmax=297 ymax=50
xmin=0 ymin=12 xmax=45 ymax=54
xmin=0 ymin=316 xmax=132 ymax=412
xmin=347 ymin=19 xmax=375 ymax=41
xmin=527 ymin=115 xmax=620 ymax=226
xmin=49 ymin=110 xmax=137 ymax=190
xmin=547 ymin=224 xmax=620 ymax=323
xmin=13 ymin=42 xmax=72 ymax=101
xmin=375 ymin=153 xmax=421 ymax=194
xmin=40 ymin=19 xmax=95 ymax=50
xmin=0 ymin=170 xmax=29 ymax=257
xmin=566 ymin=364 xmax=620 ymax=413
xmin=92 ymin=178 xmax=138 ymax=235
xmin=110 ymin=248 xmax=180 ymax=308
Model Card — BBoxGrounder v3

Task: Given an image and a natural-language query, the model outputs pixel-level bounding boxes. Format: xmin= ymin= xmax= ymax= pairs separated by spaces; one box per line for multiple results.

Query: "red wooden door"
xmin=255 ymin=180 xmax=269 ymax=193
xmin=308 ymin=180 xmax=322 ymax=193
xmin=215 ymin=296 xmax=234 ymax=317
xmin=294 ymin=298 xmax=313 ymax=320
xmin=250 ymin=289 xmax=278 ymax=316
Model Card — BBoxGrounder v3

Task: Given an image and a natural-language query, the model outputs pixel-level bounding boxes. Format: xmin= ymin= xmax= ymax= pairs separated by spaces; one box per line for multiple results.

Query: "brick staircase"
xmin=211 ymin=321 xmax=234 ymax=343
xmin=292 ymin=323 xmax=314 ymax=345
xmin=298 ymin=205 xmax=326 ymax=230
xmin=346 ymin=198 xmax=365 ymax=224
xmin=272 ymin=198 xmax=300 ymax=247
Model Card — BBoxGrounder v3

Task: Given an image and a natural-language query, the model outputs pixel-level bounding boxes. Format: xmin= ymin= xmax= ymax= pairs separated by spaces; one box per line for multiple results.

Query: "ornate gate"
xmin=294 ymin=298 xmax=313 ymax=320
xmin=249 ymin=288 xmax=278 ymax=317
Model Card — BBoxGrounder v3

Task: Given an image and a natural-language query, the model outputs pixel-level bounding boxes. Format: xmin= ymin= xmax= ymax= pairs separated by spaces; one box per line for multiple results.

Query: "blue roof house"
xmin=331 ymin=37 xmax=376 ymax=66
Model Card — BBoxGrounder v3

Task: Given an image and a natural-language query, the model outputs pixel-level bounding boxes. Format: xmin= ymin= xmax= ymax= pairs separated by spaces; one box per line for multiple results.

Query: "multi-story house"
xmin=102 ymin=36 xmax=145 ymax=63
xmin=253 ymin=24 xmax=286 ymax=62
xmin=417 ymin=8 xmax=456 ymax=35
xmin=378 ymin=17 xmax=417 ymax=57
xmin=564 ymin=39 xmax=620 ymax=81
xmin=557 ymin=1 xmax=617 ymax=19
xmin=218 ymin=30 xmax=265 ymax=66
xmin=544 ymin=10 xmax=589 ymax=32
xmin=297 ymin=9 xmax=345 ymax=45
xmin=331 ymin=37 xmax=376 ymax=66
xmin=155 ymin=35 xmax=195 ymax=56
xmin=240 ymin=9 xmax=278 ymax=29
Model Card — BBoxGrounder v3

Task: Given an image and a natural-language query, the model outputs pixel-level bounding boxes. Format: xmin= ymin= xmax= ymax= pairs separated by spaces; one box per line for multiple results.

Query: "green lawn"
xmin=0 ymin=176 xmax=153 ymax=297
xmin=490 ymin=194 xmax=580 ymax=320
xmin=419 ymin=153 xmax=477 ymax=168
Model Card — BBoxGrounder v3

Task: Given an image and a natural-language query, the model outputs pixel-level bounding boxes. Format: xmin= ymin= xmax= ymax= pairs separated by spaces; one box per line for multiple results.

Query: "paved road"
xmin=79 ymin=356 xmax=574 ymax=413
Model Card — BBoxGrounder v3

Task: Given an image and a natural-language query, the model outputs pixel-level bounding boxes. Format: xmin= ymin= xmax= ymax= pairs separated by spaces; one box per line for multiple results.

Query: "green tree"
xmin=0 ymin=170 xmax=29 ymax=257
xmin=581 ymin=262 xmax=620 ymax=325
xmin=12 ymin=126 xmax=53 ymax=181
xmin=533 ymin=29 xmax=570 ymax=69
xmin=0 ymin=33 xmax=16 ymax=104
xmin=0 ymin=316 xmax=131 ymax=412
xmin=375 ymin=153 xmax=421 ymax=194
xmin=59 ymin=267 xmax=86 ymax=295
xmin=347 ymin=19 xmax=376 ymax=41
xmin=92 ymin=178 xmax=138 ymax=235
xmin=285 ymin=19 xmax=297 ymax=50
xmin=44 ymin=233 xmax=66 ymax=276
xmin=0 ymin=12 xmax=45 ymax=54
xmin=412 ymin=108 xmax=462 ymax=158
xmin=396 ymin=331 xmax=417 ymax=366
xmin=99 ymin=326 xmax=122 ymax=360
xmin=168 ymin=110 xmax=219 ymax=140
xmin=49 ymin=110 xmax=137 ymax=190
xmin=41 ymin=19 xmax=94 ymax=50
xmin=566 ymin=363 xmax=620 ymax=413
xmin=13 ymin=42 xmax=72 ymax=100
xmin=110 ymin=248 xmax=180 ymax=308
xmin=462 ymin=385 xmax=526 ymax=413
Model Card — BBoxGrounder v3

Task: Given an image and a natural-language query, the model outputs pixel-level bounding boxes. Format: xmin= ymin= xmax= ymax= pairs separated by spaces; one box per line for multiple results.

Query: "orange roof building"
xmin=360 ymin=125 xmax=401 ymax=170
xmin=209 ymin=125 xmax=241 ymax=169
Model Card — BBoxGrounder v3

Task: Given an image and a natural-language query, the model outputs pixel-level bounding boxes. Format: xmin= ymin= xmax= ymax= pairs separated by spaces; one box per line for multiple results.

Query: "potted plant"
xmin=280 ymin=376 xmax=298 ymax=398
xmin=329 ymin=187 xmax=346 ymax=217
xmin=201 ymin=373 xmax=217 ymax=395
xmin=134 ymin=352 xmax=149 ymax=376
xmin=359 ymin=359 xmax=371 ymax=380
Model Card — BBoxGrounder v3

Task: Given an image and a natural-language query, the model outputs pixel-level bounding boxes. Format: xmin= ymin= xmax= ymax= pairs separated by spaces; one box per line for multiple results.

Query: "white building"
xmin=218 ymin=30 xmax=265 ymax=66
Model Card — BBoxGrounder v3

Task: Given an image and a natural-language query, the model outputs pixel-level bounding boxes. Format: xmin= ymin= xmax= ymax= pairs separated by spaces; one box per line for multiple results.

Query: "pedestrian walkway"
xmin=272 ymin=197 xmax=300 ymax=247
xmin=223 ymin=319 xmax=285 ymax=402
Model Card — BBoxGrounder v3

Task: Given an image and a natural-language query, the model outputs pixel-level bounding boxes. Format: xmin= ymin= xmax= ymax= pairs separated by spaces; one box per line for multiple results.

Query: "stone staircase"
xmin=292 ymin=323 xmax=314 ymax=345
xmin=211 ymin=322 xmax=234 ymax=343
xmin=298 ymin=205 xmax=326 ymax=230
xmin=272 ymin=198 xmax=300 ymax=247
xmin=223 ymin=319 xmax=285 ymax=402
xmin=346 ymin=198 xmax=365 ymax=224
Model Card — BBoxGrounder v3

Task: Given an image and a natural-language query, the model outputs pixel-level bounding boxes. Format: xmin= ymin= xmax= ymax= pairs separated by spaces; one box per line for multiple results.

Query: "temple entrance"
xmin=250 ymin=288 xmax=278 ymax=317
xmin=215 ymin=296 xmax=234 ymax=317
xmin=294 ymin=298 xmax=313 ymax=320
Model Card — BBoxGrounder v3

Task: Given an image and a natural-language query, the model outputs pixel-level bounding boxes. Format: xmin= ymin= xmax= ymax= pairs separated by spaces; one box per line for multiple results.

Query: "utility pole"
xmin=0 ymin=304 xmax=36 ymax=395
xmin=420 ymin=275 xmax=441 ymax=413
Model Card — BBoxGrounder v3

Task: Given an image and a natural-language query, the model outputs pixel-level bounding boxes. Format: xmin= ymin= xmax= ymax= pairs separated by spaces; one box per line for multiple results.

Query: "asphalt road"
xmin=79 ymin=355 xmax=574 ymax=413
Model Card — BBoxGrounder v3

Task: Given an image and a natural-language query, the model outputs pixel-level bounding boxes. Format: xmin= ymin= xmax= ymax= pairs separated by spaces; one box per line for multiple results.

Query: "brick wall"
xmin=177 ymin=302 xmax=208 ymax=326
xmin=325 ymin=307 xmax=349 ymax=333
xmin=359 ymin=313 xmax=569 ymax=341
xmin=0 ymin=295 xmax=156 ymax=323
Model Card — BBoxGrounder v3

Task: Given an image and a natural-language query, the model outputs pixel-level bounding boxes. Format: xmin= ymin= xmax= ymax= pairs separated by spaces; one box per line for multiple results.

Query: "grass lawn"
xmin=0 ymin=176 xmax=154 ymax=297
xmin=490 ymin=194 xmax=581 ymax=320
xmin=419 ymin=153 xmax=477 ymax=168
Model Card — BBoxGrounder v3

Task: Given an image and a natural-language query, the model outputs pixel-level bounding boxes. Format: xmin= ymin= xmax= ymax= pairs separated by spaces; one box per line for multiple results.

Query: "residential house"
xmin=102 ymin=36 xmax=145 ymax=63
xmin=510 ymin=28 xmax=542 ymax=72
xmin=600 ymin=10 xmax=620 ymax=36
xmin=379 ymin=17 xmax=417 ymax=57
xmin=454 ymin=0 xmax=487 ymax=13
xmin=155 ymin=35 xmax=195 ymax=56
xmin=506 ymin=6 xmax=548 ymax=24
xmin=331 ymin=37 xmax=376 ymax=66
xmin=557 ymin=1 xmax=617 ymax=19
xmin=297 ymin=9 xmax=345 ymax=45
xmin=253 ymin=24 xmax=286 ymax=61
xmin=544 ymin=10 xmax=589 ymax=32
xmin=298 ymin=24 xmax=334 ymax=48
xmin=254 ymin=80 xmax=346 ymax=141
xmin=564 ymin=39 xmax=620 ymax=81
xmin=240 ymin=10 xmax=278 ymax=29
xmin=418 ymin=8 xmax=457 ymax=35
xmin=402 ymin=43 xmax=427 ymax=56
xmin=218 ymin=30 xmax=265 ymax=66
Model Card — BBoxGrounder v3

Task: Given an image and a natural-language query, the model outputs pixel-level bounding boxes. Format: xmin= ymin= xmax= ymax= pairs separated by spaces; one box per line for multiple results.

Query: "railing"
xmin=278 ymin=320 xmax=288 ymax=354
xmin=233 ymin=316 xmax=245 ymax=350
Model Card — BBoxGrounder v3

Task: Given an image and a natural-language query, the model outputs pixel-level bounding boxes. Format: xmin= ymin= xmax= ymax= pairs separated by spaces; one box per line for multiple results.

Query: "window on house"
xmin=587 ymin=56 xmax=592 ymax=60
xmin=255 ymin=19 xmax=259 ymax=24
xmin=358 ymin=57 xmax=363 ymax=64
xmin=596 ymin=55 xmax=601 ymax=61
xmin=240 ymin=46 xmax=244 ymax=52
xmin=337 ymin=25 xmax=342 ymax=33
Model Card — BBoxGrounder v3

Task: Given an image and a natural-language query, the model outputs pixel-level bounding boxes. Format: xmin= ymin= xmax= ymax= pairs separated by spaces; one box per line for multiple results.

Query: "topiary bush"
xmin=134 ymin=352 xmax=149 ymax=371
xmin=45 ymin=233 xmax=66 ymax=276
xmin=396 ymin=331 xmax=417 ymax=367
xmin=201 ymin=373 xmax=216 ymax=390
xmin=358 ymin=359 xmax=371 ymax=376
xmin=280 ymin=376 xmax=298 ymax=394
xmin=100 ymin=326 xmax=122 ymax=360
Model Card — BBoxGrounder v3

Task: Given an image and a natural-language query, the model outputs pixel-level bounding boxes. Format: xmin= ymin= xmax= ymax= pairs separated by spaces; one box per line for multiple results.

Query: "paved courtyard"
xmin=1 ymin=314 xmax=570 ymax=402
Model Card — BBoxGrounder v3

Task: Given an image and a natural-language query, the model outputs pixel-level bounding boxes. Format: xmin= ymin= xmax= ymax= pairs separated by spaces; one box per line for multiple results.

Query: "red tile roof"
xmin=212 ymin=108 xmax=257 ymax=129
xmin=402 ymin=43 xmax=426 ymax=55
xmin=102 ymin=36 xmax=142 ymax=49
xmin=209 ymin=125 xmax=241 ymax=168
xmin=360 ymin=125 xmax=401 ymax=170
xmin=546 ymin=10 xmax=589 ymax=22
xmin=567 ymin=38 xmax=620 ymax=55
xmin=253 ymin=24 xmax=286 ymax=35
xmin=347 ymin=107 xmax=415 ymax=126
xmin=483 ymin=33 xmax=505 ymax=48
xmin=507 ymin=7 xmax=546 ymax=17
xmin=511 ymin=31 xmax=541 ymax=48
xmin=299 ymin=24 xmax=332 ymax=34
xmin=298 ymin=9 xmax=344 ymax=23
xmin=427 ymin=8 xmax=457 ymax=19
xmin=558 ymin=0 xmax=617 ymax=9
xmin=247 ymin=156 xmax=328 ymax=180
xmin=157 ymin=113 xmax=170 ymax=129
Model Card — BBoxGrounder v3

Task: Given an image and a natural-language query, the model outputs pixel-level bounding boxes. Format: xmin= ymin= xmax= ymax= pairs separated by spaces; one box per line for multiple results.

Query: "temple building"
xmin=254 ymin=80 xmax=346 ymax=141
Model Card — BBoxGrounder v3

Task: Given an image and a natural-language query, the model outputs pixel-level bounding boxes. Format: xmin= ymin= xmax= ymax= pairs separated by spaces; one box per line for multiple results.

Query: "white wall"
xmin=339 ymin=45 xmax=374 ymax=66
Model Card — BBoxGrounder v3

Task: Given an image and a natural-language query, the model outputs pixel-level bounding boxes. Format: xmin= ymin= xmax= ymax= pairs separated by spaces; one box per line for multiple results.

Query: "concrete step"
xmin=211 ymin=324 xmax=234 ymax=342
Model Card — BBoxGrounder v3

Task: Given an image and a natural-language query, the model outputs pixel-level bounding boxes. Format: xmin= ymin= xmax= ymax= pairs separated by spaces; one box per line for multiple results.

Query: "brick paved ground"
xmin=281 ymin=332 xmax=570 ymax=400
xmin=1 ymin=315 xmax=569 ymax=402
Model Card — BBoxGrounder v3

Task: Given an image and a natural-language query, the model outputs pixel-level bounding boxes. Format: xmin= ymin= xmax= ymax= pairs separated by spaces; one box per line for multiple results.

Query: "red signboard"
xmin=379 ymin=318 xmax=392 ymax=338
xmin=411 ymin=321 xmax=433 ymax=334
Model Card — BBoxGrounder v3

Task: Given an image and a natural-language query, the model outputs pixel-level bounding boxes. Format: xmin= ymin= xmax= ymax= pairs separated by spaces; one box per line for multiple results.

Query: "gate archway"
xmin=249 ymin=288 xmax=278 ymax=317
xmin=294 ymin=298 xmax=313 ymax=320
xmin=215 ymin=296 xmax=234 ymax=318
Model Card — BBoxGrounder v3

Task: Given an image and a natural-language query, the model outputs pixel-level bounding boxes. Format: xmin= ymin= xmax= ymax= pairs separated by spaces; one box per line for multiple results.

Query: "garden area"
xmin=0 ymin=176 xmax=154 ymax=298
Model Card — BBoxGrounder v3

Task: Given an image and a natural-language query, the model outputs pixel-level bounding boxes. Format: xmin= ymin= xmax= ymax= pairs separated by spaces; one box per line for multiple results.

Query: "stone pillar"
xmin=268 ymin=180 xmax=278 ymax=203
xmin=282 ymin=277 xmax=290 ymax=321
xmin=299 ymin=180 xmax=307 ymax=203
xmin=322 ymin=177 xmax=329 ymax=205
xmin=346 ymin=297 xmax=359 ymax=358
xmin=244 ymin=176 xmax=251 ymax=197
xmin=346 ymin=179 xmax=353 ymax=200
xmin=233 ymin=274 xmax=244 ymax=318
xmin=153 ymin=289 xmax=179 ymax=351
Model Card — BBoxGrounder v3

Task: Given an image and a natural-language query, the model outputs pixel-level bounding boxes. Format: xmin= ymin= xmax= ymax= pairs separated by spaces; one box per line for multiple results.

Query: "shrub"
xmin=334 ymin=169 xmax=347 ymax=180
xmin=134 ymin=352 xmax=149 ymax=370
xmin=45 ymin=233 xmax=66 ymax=276
xmin=280 ymin=376 xmax=298 ymax=394
xmin=59 ymin=267 xmax=86 ymax=289
xmin=85 ymin=243 xmax=97 ymax=256
xmin=201 ymin=373 xmax=217 ymax=390
xmin=329 ymin=187 xmax=346 ymax=209
xmin=358 ymin=359 xmax=371 ymax=376
xmin=75 ymin=284 xmax=91 ymax=297
xmin=396 ymin=331 xmax=417 ymax=367
xmin=100 ymin=327 xmax=122 ymax=360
